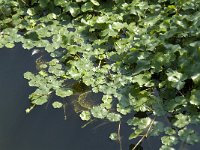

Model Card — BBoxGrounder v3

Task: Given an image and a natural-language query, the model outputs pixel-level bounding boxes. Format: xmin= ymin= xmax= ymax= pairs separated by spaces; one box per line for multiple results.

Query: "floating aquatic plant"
xmin=1 ymin=0 xmax=200 ymax=149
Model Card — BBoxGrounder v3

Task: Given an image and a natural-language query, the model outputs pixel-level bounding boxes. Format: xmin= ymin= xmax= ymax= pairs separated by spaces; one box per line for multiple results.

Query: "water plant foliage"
xmin=1 ymin=0 xmax=200 ymax=149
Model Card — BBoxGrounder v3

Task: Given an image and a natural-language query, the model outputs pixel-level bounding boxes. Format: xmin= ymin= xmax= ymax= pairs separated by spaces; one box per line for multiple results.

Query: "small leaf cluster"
xmin=24 ymin=58 xmax=73 ymax=106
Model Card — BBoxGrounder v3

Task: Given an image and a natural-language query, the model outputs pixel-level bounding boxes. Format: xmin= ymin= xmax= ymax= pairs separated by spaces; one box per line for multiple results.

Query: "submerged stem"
xmin=118 ymin=121 xmax=123 ymax=150
xmin=81 ymin=119 xmax=95 ymax=128
xmin=63 ymin=102 xmax=67 ymax=120
xmin=132 ymin=117 xmax=156 ymax=150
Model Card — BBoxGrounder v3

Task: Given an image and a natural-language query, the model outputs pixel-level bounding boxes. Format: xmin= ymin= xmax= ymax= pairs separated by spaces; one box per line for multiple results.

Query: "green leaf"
xmin=167 ymin=70 xmax=183 ymax=82
xmin=165 ymin=96 xmax=187 ymax=112
xmin=102 ymin=95 xmax=112 ymax=103
xmin=47 ymin=13 xmax=57 ymax=19
xmin=191 ymin=73 xmax=200 ymax=84
xmin=69 ymin=3 xmax=80 ymax=17
xmin=129 ymin=129 xmax=143 ymax=140
xmin=81 ymin=2 xmax=94 ymax=12
xmin=164 ymin=127 xmax=176 ymax=135
xmin=52 ymin=101 xmax=63 ymax=108
xmin=76 ymin=0 xmax=87 ymax=2
xmin=133 ymin=59 xmax=150 ymax=75
xmin=96 ymin=16 xmax=109 ymax=24
xmin=80 ymin=111 xmax=91 ymax=121
xmin=56 ymin=88 xmax=73 ymax=98
xmin=152 ymin=97 xmax=166 ymax=116
xmin=109 ymin=132 xmax=118 ymax=141
xmin=90 ymin=0 xmax=100 ymax=6
xmin=5 ymin=43 xmax=15 ymax=48
xmin=178 ymin=128 xmax=200 ymax=144
xmin=166 ymin=69 xmax=186 ymax=90
xmin=132 ymin=73 xmax=151 ymax=87
xmin=24 ymin=72 xmax=34 ymax=80
xmin=173 ymin=114 xmax=190 ymax=128
xmin=190 ymin=89 xmax=200 ymax=106
xmin=39 ymin=0 xmax=49 ymax=8
xmin=39 ymin=70 xmax=48 ymax=77
xmin=106 ymin=112 xmax=121 ymax=122
xmin=161 ymin=136 xmax=178 ymax=146
xmin=101 ymin=25 xmax=118 ymax=37
xmin=117 ymin=104 xmax=131 ymax=115
xmin=49 ymin=59 xmax=59 ymax=66
xmin=160 ymin=145 xmax=175 ymax=150
xmin=150 ymin=121 xmax=164 ymax=136
xmin=32 ymin=95 xmax=48 ymax=105
xmin=127 ymin=117 xmax=152 ymax=129
xmin=91 ymin=105 xmax=108 ymax=119
xmin=54 ymin=0 xmax=67 ymax=6
xmin=27 ymin=8 xmax=35 ymax=16
xmin=112 ymin=22 xmax=125 ymax=31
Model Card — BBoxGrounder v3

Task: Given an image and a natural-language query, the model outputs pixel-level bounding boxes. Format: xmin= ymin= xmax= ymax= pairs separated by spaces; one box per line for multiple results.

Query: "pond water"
xmin=0 ymin=45 xmax=199 ymax=150
xmin=0 ymin=45 xmax=125 ymax=150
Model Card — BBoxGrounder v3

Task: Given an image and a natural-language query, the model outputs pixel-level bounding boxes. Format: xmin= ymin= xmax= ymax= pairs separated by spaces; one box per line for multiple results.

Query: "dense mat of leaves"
xmin=1 ymin=0 xmax=200 ymax=149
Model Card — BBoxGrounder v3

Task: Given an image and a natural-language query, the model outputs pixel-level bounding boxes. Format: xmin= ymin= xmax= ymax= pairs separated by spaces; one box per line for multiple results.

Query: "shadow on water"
xmin=0 ymin=45 xmax=200 ymax=150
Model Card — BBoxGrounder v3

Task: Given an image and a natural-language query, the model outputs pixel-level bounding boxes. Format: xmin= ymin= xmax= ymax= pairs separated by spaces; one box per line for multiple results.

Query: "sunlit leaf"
xmin=5 ymin=43 xmax=15 ymax=48
xmin=81 ymin=2 xmax=93 ymax=12
xmin=90 ymin=0 xmax=100 ymax=6
xmin=106 ymin=112 xmax=121 ymax=122
xmin=161 ymin=136 xmax=178 ymax=146
xmin=52 ymin=101 xmax=63 ymax=108
xmin=56 ymin=88 xmax=73 ymax=98
xmin=173 ymin=114 xmax=190 ymax=128
xmin=190 ymin=89 xmax=200 ymax=106
xmin=109 ymin=132 xmax=118 ymax=141
xmin=91 ymin=105 xmax=108 ymax=119
xmin=80 ymin=111 xmax=91 ymax=121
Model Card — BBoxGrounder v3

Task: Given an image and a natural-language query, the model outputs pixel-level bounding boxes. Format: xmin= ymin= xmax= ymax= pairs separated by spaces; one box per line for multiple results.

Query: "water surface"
xmin=0 ymin=45 xmax=120 ymax=150
xmin=1 ymin=45 xmax=199 ymax=150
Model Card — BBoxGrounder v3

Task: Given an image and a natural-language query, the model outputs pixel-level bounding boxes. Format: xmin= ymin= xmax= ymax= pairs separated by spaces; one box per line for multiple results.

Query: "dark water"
xmin=0 ymin=45 xmax=126 ymax=150
xmin=0 ymin=45 xmax=199 ymax=150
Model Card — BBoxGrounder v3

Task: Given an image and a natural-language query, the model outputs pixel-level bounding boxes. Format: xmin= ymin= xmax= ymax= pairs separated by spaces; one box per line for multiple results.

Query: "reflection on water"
xmin=1 ymin=45 xmax=199 ymax=150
